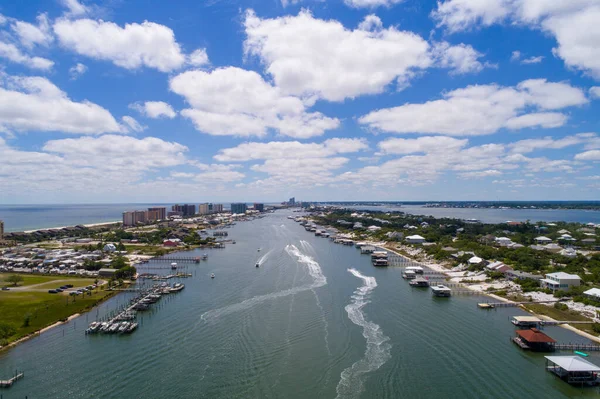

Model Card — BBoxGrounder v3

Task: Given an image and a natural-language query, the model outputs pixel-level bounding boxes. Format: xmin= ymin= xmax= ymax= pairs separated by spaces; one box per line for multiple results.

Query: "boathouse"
xmin=513 ymin=328 xmax=555 ymax=352
xmin=545 ymin=356 xmax=600 ymax=386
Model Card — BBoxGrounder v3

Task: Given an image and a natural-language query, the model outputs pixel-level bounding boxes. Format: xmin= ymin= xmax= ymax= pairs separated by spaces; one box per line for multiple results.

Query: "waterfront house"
xmin=505 ymin=270 xmax=543 ymax=281
xmin=468 ymin=256 xmax=483 ymax=265
xmin=584 ymin=288 xmax=600 ymax=302
xmin=103 ymin=243 xmax=116 ymax=252
xmin=486 ymin=261 xmax=511 ymax=273
xmin=405 ymin=235 xmax=425 ymax=244
xmin=541 ymin=272 xmax=581 ymax=292
xmin=545 ymin=356 xmax=600 ymax=386
xmin=513 ymin=328 xmax=556 ymax=352
xmin=534 ymin=236 xmax=552 ymax=244
xmin=385 ymin=231 xmax=403 ymax=241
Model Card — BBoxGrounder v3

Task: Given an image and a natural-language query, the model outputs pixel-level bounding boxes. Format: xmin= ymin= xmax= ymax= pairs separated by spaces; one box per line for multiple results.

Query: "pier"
xmin=0 ymin=371 xmax=24 ymax=388
xmin=478 ymin=300 xmax=560 ymax=308
xmin=147 ymin=256 xmax=202 ymax=263
xmin=555 ymin=343 xmax=600 ymax=351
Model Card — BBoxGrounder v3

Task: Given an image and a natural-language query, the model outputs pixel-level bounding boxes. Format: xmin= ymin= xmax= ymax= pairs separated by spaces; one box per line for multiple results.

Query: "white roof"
xmin=545 ymin=356 xmax=600 ymax=372
xmin=406 ymin=235 xmax=425 ymax=240
xmin=584 ymin=288 xmax=600 ymax=297
xmin=468 ymin=256 xmax=483 ymax=264
xmin=546 ymin=272 xmax=581 ymax=280
xmin=496 ymin=237 xmax=511 ymax=241
xmin=535 ymin=236 xmax=552 ymax=241
xmin=513 ymin=316 xmax=541 ymax=322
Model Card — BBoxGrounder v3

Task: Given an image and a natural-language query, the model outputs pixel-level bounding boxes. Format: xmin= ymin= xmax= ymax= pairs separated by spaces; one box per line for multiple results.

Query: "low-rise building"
xmin=534 ymin=236 xmax=552 ymax=244
xmin=405 ymin=235 xmax=425 ymax=244
xmin=541 ymin=272 xmax=581 ymax=292
xmin=98 ymin=268 xmax=117 ymax=278
xmin=584 ymin=288 xmax=600 ymax=302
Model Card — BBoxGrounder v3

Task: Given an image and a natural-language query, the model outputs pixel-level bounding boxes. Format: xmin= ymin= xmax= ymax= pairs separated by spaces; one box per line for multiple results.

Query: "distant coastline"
xmin=23 ymin=221 xmax=121 ymax=234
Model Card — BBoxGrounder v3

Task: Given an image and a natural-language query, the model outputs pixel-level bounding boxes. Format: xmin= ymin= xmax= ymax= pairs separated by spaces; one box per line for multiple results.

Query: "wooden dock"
xmin=477 ymin=300 xmax=560 ymax=308
xmin=0 ymin=372 xmax=24 ymax=388
xmin=555 ymin=343 xmax=600 ymax=351
xmin=147 ymin=256 xmax=202 ymax=263
xmin=541 ymin=320 xmax=596 ymax=326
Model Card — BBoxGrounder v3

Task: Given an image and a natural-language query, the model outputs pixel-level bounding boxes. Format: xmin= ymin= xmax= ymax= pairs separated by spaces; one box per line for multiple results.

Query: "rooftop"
xmin=545 ymin=356 xmax=600 ymax=372
xmin=546 ymin=272 xmax=581 ymax=280
xmin=516 ymin=328 xmax=555 ymax=343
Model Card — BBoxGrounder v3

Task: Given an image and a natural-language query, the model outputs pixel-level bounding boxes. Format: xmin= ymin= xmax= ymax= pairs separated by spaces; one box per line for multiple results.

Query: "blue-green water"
xmin=1 ymin=210 xmax=599 ymax=398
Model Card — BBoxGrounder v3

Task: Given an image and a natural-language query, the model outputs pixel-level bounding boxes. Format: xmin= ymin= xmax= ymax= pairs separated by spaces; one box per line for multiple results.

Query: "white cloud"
xmin=575 ymin=150 xmax=600 ymax=161
xmin=243 ymin=10 xmax=431 ymax=101
xmin=344 ymin=0 xmax=404 ymax=8
xmin=378 ymin=136 xmax=468 ymax=154
xmin=69 ymin=62 xmax=87 ymax=80
xmin=53 ymin=18 xmax=188 ymax=72
xmin=432 ymin=41 xmax=489 ymax=74
xmin=0 ymin=75 xmax=120 ymax=134
xmin=458 ymin=169 xmax=502 ymax=178
xmin=11 ymin=13 xmax=53 ymax=49
xmin=590 ymin=86 xmax=600 ymax=98
xmin=188 ymin=48 xmax=209 ymax=66
xmin=433 ymin=0 xmax=600 ymax=79
xmin=511 ymin=50 xmax=521 ymax=61
xmin=0 ymin=41 xmax=54 ymax=70
xmin=214 ymin=138 xmax=368 ymax=162
xmin=358 ymin=79 xmax=588 ymax=136
xmin=170 ymin=67 xmax=339 ymax=138
xmin=121 ymin=116 xmax=145 ymax=133
xmin=521 ymin=55 xmax=544 ymax=64
xmin=60 ymin=0 xmax=89 ymax=17
xmin=509 ymin=134 xmax=593 ymax=153
xmin=130 ymin=101 xmax=177 ymax=119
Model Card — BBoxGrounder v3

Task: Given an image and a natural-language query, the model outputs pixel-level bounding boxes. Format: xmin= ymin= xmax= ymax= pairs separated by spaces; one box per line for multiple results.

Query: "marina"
xmin=1 ymin=210 xmax=600 ymax=398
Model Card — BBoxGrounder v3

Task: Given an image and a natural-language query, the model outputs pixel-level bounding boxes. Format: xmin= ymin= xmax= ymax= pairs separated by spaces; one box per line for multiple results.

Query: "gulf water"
xmin=0 ymin=210 xmax=599 ymax=398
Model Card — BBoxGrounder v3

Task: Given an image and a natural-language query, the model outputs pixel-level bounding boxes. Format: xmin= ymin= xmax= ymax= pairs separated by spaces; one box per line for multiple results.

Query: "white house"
xmin=103 ymin=243 xmax=116 ymax=252
xmin=584 ymin=288 xmax=600 ymax=302
xmin=557 ymin=229 xmax=571 ymax=235
xmin=534 ymin=236 xmax=552 ymax=244
xmin=495 ymin=237 xmax=513 ymax=246
xmin=405 ymin=235 xmax=425 ymax=244
xmin=468 ymin=256 xmax=483 ymax=265
xmin=367 ymin=225 xmax=382 ymax=232
xmin=559 ymin=248 xmax=577 ymax=258
xmin=541 ymin=272 xmax=581 ymax=292
xmin=558 ymin=234 xmax=575 ymax=242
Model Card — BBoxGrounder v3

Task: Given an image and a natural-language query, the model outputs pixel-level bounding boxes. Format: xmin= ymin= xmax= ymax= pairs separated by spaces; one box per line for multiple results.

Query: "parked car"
xmin=55 ymin=288 xmax=63 ymax=293
xmin=48 ymin=290 xmax=58 ymax=294
xmin=2 ymin=287 xmax=10 ymax=291
xmin=65 ymin=284 xmax=74 ymax=288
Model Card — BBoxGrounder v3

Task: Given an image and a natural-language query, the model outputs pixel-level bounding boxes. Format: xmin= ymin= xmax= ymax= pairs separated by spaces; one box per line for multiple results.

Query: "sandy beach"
xmin=23 ymin=221 xmax=121 ymax=234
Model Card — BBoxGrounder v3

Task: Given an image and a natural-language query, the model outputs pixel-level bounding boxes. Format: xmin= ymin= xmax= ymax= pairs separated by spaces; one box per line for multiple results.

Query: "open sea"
xmin=1 ymin=210 xmax=600 ymax=398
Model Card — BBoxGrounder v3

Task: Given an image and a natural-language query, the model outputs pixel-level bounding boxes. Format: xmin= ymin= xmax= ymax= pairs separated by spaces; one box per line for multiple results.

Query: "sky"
xmin=1 ymin=0 xmax=600 ymax=204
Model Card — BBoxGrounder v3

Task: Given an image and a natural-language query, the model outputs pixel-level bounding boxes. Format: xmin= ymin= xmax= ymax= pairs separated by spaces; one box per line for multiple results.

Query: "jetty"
xmin=147 ymin=256 xmax=202 ymax=263
xmin=478 ymin=299 xmax=560 ymax=308
xmin=0 ymin=371 xmax=24 ymax=388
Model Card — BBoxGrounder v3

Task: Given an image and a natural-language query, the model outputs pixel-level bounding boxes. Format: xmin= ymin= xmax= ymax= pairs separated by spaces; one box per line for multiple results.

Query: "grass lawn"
xmin=524 ymin=303 xmax=596 ymax=335
xmin=0 ymin=274 xmax=97 ymax=288
xmin=0 ymin=288 xmax=116 ymax=346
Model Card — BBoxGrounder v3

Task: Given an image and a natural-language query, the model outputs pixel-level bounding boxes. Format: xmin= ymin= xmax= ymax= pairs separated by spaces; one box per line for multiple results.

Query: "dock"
xmin=147 ymin=256 xmax=202 ymax=263
xmin=555 ymin=343 xmax=600 ymax=351
xmin=541 ymin=320 xmax=596 ymax=326
xmin=478 ymin=300 xmax=560 ymax=308
xmin=0 ymin=371 xmax=24 ymax=388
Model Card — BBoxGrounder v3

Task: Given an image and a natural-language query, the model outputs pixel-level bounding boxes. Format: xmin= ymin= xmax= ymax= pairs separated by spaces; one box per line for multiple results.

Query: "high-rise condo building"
xmin=254 ymin=203 xmax=265 ymax=212
xmin=172 ymin=204 xmax=196 ymax=217
xmin=148 ymin=207 xmax=166 ymax=221
xmin=213 ymin=204 xmax=224 ymax=213
xmin=198 ymin=203 xmax=210 ymax=215
xmin=0 ymin=220 xmax=4 ymax=240
xmin=231 ymin=203 xmax=247 ymax=214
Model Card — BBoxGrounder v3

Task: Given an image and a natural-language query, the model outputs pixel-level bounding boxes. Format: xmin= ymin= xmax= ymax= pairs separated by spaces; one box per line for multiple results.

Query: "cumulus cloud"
xmin=0 ymin=41 xmax=54 ymax=70
xmin=243 ymin=10 xmax=431 ymax=101
xmin=509 ymin=134 xmax=594 ymax=153
xmin=377 ymin=136 xmax=468 ymax=154
xmin=130 ymin=101 xmax=177 ymax=119
xmin=11 ymin=13 xmax=53 ymax=49
xmin=214 ymin=138 xmax=368 ymax=161
xmin=358 ymin=79 xmax=588 ymax=136
xmin=522 ymin=55 xmax=544 ymax=64
xmin=432 ymin=41 xmax=491 ymax=74
xmin=188 ymin=48 xmax=209 ymax=66
xmin=433 ymin=0 xmax=600 ymax=78
xmin=121 ymin=116 xmax=146 ymax=133
xmin=344 ymin=0 xmax=404 ymax=8
xmin=591 ymin=87 xmax=600 ymax=98
xmin=170 ymin=67 xmax=339 ymax=138
xmin=575 ymin=150 xmax=600 ymax=161
xmin=60 ymin=0 xmax=89 ymax=17
xmin=0 ymin=75 xmax=120 ymax=134
xmin=69 ymin=62 xmax=87 ymax=79
xmin=53 ymin=18 xmax=190 ymax=72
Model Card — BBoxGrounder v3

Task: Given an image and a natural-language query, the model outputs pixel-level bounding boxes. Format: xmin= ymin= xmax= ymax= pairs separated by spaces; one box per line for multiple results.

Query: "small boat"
xmin=171 ymin=262 xmax=177 ymax=270
xmin=211 ymin=273 xmax=215 ymax=279
xmin=256 ymin=262 xmax=260 ymax=268
xmin=257 ymin=248 xmax=262 ymax=252
xmin=575 ymin=351 xmax=589 ymax=357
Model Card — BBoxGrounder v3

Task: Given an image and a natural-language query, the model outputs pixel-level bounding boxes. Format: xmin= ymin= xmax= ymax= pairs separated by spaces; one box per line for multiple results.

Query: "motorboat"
xmin=256 ymin=262 xmax=260 ymax=268
xmin=211 ymin=273 xmax=215 ymax=279
xmin=257 ymin=248 xmax=261 ymax=252
xmin=171 ymin=262 xmax=177 ymax=270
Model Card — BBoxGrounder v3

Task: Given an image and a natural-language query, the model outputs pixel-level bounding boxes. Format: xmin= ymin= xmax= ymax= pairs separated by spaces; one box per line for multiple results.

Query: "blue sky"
xmin=1 ymin=0 xmax=599 ymax=204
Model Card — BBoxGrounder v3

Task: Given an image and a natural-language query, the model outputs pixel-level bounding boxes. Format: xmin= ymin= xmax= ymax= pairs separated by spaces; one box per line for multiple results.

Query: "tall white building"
xmin=198 ymin=203 xmax=210 ymax=215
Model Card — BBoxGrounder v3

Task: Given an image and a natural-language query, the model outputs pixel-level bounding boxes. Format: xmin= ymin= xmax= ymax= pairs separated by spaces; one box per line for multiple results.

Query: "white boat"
xmin=431 ymin=284 xmax=452 ymax=297
xmin=255 ymin=262 xmax=260 ymax=268
xmin=211 ymin=273 xmax=215 ymax=279
xmin=171 ymin=262 xmax=177 ymax=270
xmin=257 ymin=248 xmax=261 ymax=252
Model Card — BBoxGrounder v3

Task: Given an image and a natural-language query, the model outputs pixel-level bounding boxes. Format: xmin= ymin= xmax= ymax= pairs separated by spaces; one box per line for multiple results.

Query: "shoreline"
xmin=22 ymin=221 xmax=121 ymax=234
xmin=0 ymin=313 xmax=82 ymax=353
xmin=375 ymin=243 xmax=600 ymax=344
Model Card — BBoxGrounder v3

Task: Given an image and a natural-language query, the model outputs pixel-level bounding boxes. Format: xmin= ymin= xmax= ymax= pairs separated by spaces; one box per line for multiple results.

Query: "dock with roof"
xmin=545 ymin=356 xmax=600 ymax=386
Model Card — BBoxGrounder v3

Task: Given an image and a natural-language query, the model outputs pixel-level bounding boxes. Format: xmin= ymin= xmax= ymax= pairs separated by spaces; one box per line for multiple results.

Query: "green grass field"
xmin=524 ymin=303 xmax=596 ymax=334
xmin=0 ymin=274 xmax=97 ymax=288
xmin=0 ymin=288 xmax=116 ymax=346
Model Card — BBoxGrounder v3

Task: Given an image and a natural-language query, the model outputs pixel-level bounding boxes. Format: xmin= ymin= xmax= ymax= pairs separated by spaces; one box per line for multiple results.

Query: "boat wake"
xmin=300 ymin=240 xmax=314 ymax=252
xmin=335 ymin=268 xmax=391 ymax=399
xmin=257 ymin=249 xmax=274 ymax=266
xmin=200 ymin=245 xmax=326 ymax=322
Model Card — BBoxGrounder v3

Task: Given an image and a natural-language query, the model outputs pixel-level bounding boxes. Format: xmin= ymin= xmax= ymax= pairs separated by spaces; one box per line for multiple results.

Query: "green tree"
xmin=5 ymin=274 xmax=24 ymax=287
